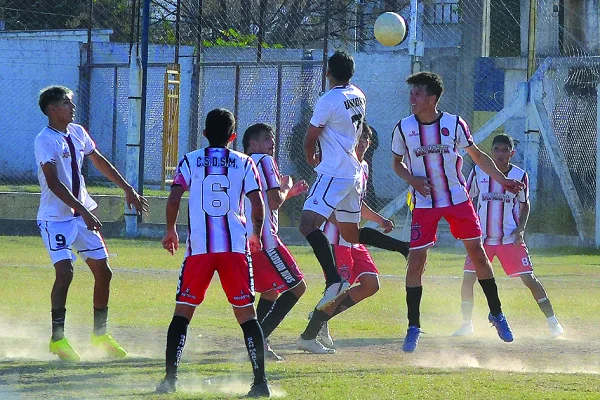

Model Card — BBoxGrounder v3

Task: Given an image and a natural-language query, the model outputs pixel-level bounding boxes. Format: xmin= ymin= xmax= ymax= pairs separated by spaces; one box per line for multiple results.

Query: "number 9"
xmin=55 ymin=234 xmax=67 ymax=247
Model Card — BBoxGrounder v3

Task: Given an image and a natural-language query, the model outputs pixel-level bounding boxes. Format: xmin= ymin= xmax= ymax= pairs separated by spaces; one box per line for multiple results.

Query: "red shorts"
xmin=332 ymin=244 xmax=378 ymax=285
xmin=176 ymin=252 xmax=255 ymax=308
xmin=251 ymin=245 xmax=304 ymax=293
xmin=464 ymin=242 xmax=534 ymax=277
xmin=410 ymin=200 xmax=481 ymax=249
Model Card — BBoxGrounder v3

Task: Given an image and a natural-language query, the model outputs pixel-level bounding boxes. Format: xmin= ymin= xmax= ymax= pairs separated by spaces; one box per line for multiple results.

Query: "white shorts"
xmin=303 ymin=174 xmax=361 ymax=223
xmin=38 ymin=217 xmax=109 ymax=264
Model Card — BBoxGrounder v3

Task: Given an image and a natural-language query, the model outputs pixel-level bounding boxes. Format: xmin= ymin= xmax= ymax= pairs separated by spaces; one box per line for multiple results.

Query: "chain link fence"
xmin=0 ymin=0 xmax=598 ymax=241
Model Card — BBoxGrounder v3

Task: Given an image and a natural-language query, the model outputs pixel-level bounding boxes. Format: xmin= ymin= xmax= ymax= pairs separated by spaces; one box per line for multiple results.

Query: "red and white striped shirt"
xmin=245 ymin=154 xmax=283 ymax=250
xmin=172 ymin=147 xmax=261 ymax=256
xmin=391 ymin=112 xmax=473 ymax=209
xmin=466 ymin=164 xmax=528 ymax=245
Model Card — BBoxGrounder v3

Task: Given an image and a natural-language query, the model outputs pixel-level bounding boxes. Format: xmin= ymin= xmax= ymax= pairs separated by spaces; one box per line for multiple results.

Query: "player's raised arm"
xmin=88 ymin=150 xmax=148 ymax=214
xmin=360 ymin=202 xmax=394 ymax=233
xmin=267 ymin=175 xmax=309 ymax=211
xmin=304 ymin=124 xmax=323 ymax=166
xmin=465 ymin=145 xmax=523 ymax=194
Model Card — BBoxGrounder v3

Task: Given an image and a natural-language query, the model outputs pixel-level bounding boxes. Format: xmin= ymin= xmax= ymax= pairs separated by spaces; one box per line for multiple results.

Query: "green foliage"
xmin=201 ymin=28 xmax=284 ymax=49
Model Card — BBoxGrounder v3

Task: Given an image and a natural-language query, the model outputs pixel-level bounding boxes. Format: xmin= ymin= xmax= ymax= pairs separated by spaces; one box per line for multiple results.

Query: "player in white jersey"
xmin=35 ymin=86 xmax=148 ymax=362
xmin=298 ymin=123 xmax=408 ymax=354
xmin=301 ymin=51 xmax=409 ymax=313
xmin=242 ymin=123 xmax=309 ymax=362
xmin=453 ymin=134 xmax=564 ymax=338
xmin=156 ymin=109 xmax=271 ymax=398
xmin=391 ymin=72 xmax=524 ymax=352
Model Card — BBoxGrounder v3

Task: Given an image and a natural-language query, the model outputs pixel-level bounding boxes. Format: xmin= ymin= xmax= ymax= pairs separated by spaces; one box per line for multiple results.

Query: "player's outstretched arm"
xmin=360 ymin=203 xmax=394 ymax=233
xmin=267 ymin=176 xmax=309 ymax=210
xmin=41 ymin=162 xmax=102 ymax=231
xmin=162 ymin=185 xmax=184 ymax=255
xmin=88 ymin=150 xmax=149 ymax=214
xmin=465 ymin=145 xmax=524 ymax=194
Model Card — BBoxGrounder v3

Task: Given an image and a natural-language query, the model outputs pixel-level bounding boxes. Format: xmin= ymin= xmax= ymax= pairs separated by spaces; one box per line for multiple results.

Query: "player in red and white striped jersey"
xmin=156 ymin=109 xmax=271 ymax=397
xmin=35 ymin=86 xmax=147 ymax=361
xmin=242 ymin=123 xmax=309 ymax=362
xmin=453 ymin=134 xmax=564 ymax=338
xmin=391 ymin=72 xmax=524 ymax=351
xmin=299 ymin=123 xmax=408 ymax=353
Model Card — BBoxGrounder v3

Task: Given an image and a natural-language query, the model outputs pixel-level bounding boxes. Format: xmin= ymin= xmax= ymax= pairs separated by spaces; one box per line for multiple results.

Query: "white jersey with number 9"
xmin=172 ymin=147 xmax=262 ymax=256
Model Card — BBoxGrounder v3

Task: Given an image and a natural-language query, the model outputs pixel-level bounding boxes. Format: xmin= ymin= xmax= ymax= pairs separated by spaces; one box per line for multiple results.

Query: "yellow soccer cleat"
xmin=91 ymin=333 xmax=127 ymax=358
xmin=49 ymin=338 xmax=81 ymax=362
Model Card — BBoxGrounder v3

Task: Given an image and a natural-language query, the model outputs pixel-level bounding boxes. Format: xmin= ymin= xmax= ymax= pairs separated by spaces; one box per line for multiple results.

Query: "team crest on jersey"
xmin=481 ymin=178 xmax=489 ymax=183
xmin=411 ymin=224 xmax=421 ymax=241
xmin=409 ymin=130 xmax=418 ymax=137
xmin=62 ymin=147 xmax=71 ymax=158
xmin=441 ymin=127 xmax=450 ymax=136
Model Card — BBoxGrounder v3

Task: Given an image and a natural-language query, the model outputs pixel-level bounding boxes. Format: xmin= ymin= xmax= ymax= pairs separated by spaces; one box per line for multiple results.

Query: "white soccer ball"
xmin=374 ymin=12 xmax=408 ymax=47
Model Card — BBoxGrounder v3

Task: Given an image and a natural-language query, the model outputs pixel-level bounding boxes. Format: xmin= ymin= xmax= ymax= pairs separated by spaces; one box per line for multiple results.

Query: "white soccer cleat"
xmin=307 ymin=311 xmax=335 ymax=348
xmin=297 ymin=336 xmax=335 ymax=354
xmin=548 ymin=320 xmax=565 ymax=338
xmin=452 ymin=321 xmax=474 ymax=337
xmin=316 ymin=280 xmax=351 ymax=311
xmin=317 ymin=321 xmax=335 ymax=348
xmin=264 ymin=339 xmax=285 ymax=362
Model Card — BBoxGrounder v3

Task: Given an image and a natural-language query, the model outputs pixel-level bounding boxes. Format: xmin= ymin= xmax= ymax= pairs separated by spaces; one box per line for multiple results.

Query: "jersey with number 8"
xmin=310 ymin=83 xmax=366 ymax=180
xmin=172 ymin=147 xmax=262 ymax=256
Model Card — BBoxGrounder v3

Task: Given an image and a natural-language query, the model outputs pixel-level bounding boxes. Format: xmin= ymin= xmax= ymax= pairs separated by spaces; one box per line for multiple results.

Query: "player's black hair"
xmin=39 ymin=86 xmax=73 ymax=116
xmin=327 ymin=51 xmax=355 ymax=82
xmin=492 ymin=133 xmax=515 ymax=150
xmin=406 ymin=71 xmax=444 ymax=101
xmin=205 ymin=108 xmax=236 ymax=146
xmin=242 ymin=123 xmax=274 ymax=153
xmin=361 ymin=121 xmax=373 ymax=140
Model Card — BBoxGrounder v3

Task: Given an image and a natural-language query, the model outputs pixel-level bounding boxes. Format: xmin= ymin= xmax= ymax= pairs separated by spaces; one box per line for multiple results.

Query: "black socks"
xmin=51 ymin=308 xmax=66 ymax=341
xmin=241 ymin=319 xmax=266 ymax=384
xmin=406 ymin=286 xmax=423 ymax=328
xmin=478 ymin=278 xmax=502 ymax=317
xmin=306 ymin=230 xmax=341 ymax=284
xmin=165 ymin=316 xmax=189 ymax=379
xmin=358 ymin=227 xmax=409 ymax=257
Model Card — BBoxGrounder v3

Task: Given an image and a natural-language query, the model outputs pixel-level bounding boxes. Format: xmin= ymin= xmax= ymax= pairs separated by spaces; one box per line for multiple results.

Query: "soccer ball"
xmin=374 ymin=12 xmax=408 ymax=47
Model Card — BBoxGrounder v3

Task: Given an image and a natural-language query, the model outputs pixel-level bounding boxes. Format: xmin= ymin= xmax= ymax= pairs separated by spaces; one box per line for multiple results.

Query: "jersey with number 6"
xmin=172 ymin=147 xmax=262 ymax=256
xmin=310 ymin=84 xmax=366 ymax=180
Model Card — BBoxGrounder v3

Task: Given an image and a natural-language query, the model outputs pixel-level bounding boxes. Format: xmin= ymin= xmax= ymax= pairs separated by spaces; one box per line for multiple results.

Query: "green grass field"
xmin=1 ymin=236 xmax=599 ymax=399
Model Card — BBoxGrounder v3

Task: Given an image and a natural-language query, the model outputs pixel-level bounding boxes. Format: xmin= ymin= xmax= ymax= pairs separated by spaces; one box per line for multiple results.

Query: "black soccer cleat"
xmin=246 ymin=380 xmax=272 ymax=398
xmin=155 ymin=376 xmax=178 ymax=394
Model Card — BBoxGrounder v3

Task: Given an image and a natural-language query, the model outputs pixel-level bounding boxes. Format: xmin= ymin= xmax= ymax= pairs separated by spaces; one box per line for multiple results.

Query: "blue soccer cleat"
xmin=488 ymin=312 xmax=514 ymax=342
xmin=402 ymin=325 xmax=422 ymax=353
